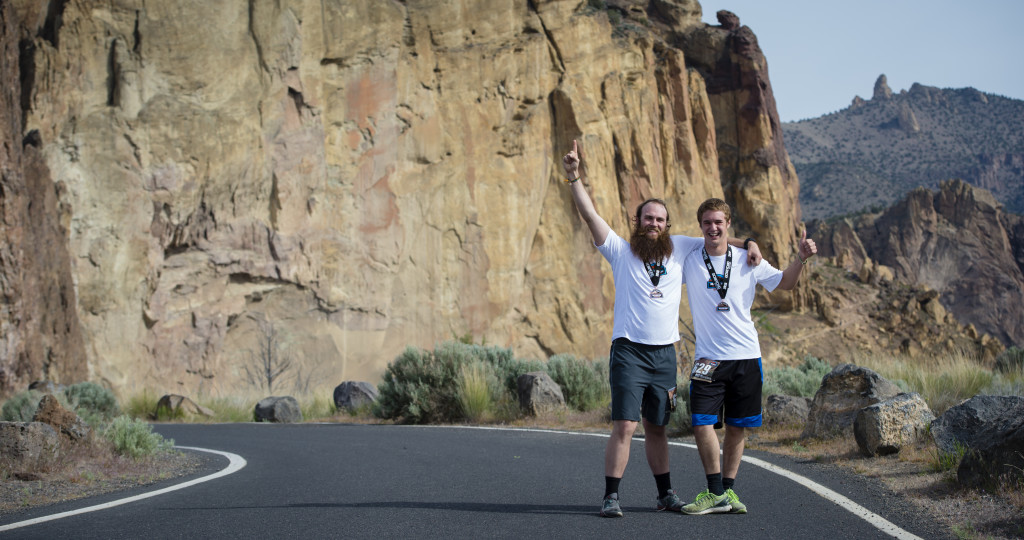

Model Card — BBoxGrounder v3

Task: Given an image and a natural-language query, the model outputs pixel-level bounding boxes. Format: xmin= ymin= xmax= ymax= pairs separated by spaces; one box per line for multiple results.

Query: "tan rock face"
xmin=0 ymin=1 xmax=87 ymax=395
xmin=814 ymin=180 xmax=1024 ymax=348
xmin=3 ymin=1 xmax=803 ymax=396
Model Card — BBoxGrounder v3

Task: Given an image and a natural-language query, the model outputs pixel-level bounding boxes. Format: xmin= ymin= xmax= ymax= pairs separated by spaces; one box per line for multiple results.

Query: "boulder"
xmin=958 ymin=422 xmax=1024 ymax=490
xmin=333 ymin=381 xmax=379 ymax=411
xmin=155 ymin=394 xmax=215 ymax=419
xmin=254 ymin=396 xmax=303 ymax=423
xmin=0 ymin=422 xmax=60 ymax=466
xmin=32 ymin=394 xmax=89 ymax=441
xmin=764 ymin=394 xmax=810 ymax=427
xmin=516 ymin=372 xmax=565 ymax=416
xmin=930 ymin=395 xmax=1024 ymax=489
xmin=930 ymin=395 xmax=1024 ymax=453
xmin=853 ymin=393 xmax=934 ymax=456
xmin=801 ymin=364 xmax=900 ymax=439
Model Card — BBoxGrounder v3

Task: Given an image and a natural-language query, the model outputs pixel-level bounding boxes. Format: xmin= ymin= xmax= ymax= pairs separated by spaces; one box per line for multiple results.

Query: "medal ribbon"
xmin=644 ymin=260 xmax=665 ymax=288
xmin=701 ymin=247 xmax=732 ymax=301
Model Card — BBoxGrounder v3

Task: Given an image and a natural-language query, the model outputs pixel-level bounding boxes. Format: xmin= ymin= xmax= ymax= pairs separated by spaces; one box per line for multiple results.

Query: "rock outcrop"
xmin=873 ymin=74 xmax=893 ymax=100
xmin=0 ymin=0 xmax=805 ymax=396
xmin=0 ymin=0 xmax=87 ymax=395
xmin=810 ymin=180 xmax=1024 ymax=347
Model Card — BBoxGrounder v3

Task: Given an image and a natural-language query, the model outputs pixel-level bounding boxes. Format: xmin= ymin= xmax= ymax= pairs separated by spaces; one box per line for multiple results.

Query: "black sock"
xmin=654 ymin=472 xmax=672 ymax=498
xmin=605 ymin=477 xmax=621 ymax=498
xmin=706 ymin=473 xmax=724 ymax=496
xmin=723 ymin=477 xmax=735 ymax=491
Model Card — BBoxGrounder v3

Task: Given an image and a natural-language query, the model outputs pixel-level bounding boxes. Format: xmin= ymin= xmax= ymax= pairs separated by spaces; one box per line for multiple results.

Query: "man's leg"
xmin=722 ymin=424 xmax=745 ymax=479
xmin=642 ymin=419 xmax=669 ymax=475
xmin=692 ymin=424 xmax=721 ymax=474
xmin=601 ymin=419 xmax=637 ymax=517
xmin=605 ymin=419 xmax=638 ymax=477
xmin=643 ymin=420 xmax=685 ymax=511
xmin=681 ymin=423 xmax=731 ymax=514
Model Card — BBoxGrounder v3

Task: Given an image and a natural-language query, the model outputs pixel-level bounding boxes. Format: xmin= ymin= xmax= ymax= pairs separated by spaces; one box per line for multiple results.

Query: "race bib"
xmin=690 ymin=358 xmax=720 ymax=382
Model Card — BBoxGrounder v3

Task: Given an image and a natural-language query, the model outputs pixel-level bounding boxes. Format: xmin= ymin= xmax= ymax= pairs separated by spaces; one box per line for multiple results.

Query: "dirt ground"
xmin=744 ymin=426 xmax=1024 ymax=540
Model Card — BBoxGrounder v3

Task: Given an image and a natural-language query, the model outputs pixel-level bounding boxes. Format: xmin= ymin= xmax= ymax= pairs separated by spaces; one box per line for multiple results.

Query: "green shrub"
xmin=545 ymin=354 xmax=610 ymax=411
xmin=763 ymin=356 xmax=832 ymax=398
xmin=104 ymin=415 xmax=175 ymax=458
xmin=995 ymin=346 xmax=1024 ymax=373
xmin=64 ymin=382 xmax=120 ymax=427
xmin=1 ymin=389 xmax=44 ymax=422
xmin=376 ymin=341 xmax=540 ymax=424
xmin=375 ymin=345 xmax=464 ymax=424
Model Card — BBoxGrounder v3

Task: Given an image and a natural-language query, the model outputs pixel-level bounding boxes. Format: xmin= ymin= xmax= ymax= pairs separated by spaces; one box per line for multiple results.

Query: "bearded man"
xmin=560 ymin=140 xmax=762 ymax=518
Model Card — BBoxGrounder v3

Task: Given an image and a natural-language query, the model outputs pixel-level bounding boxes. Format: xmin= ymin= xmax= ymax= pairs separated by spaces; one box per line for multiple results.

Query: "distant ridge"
xmin=784 ymin=75 xmax=1024 ymax=220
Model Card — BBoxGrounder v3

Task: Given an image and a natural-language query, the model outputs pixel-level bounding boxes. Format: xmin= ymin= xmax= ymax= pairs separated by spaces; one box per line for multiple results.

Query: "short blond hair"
xmin=696 ymin=198 xmax=731 ymax=223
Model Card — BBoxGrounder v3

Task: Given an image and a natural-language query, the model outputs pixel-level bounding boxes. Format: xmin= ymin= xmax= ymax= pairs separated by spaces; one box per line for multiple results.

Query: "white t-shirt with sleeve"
xmin=682 ymin=246 xmax=783 ymax=360
xmin=596 ymin=231 xmax=703 ymax=345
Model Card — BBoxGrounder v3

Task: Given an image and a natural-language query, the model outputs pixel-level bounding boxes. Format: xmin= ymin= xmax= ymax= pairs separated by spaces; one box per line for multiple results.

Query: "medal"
xmin=702 ymin=247 xmax=732 ymax=313
xmin=644 ymin=260 xmax=666 ymax=300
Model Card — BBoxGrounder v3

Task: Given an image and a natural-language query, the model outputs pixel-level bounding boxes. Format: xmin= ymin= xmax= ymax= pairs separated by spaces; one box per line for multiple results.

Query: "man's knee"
xmin=611 ymin=420 xmax=638 ymax=440
xmin=642 ymin=420 xmax=666 ymax=438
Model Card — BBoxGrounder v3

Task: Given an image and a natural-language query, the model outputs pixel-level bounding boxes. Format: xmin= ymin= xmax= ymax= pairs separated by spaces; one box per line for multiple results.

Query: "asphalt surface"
xmin=0 ymin=424 xmax=952 ymax=539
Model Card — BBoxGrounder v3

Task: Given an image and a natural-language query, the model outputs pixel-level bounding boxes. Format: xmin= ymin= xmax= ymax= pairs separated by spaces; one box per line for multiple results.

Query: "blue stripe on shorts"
xmin=692 ymin=413 xmax=719 ymax=426
xmin=725 ymin=413 xmax=762 ymax=427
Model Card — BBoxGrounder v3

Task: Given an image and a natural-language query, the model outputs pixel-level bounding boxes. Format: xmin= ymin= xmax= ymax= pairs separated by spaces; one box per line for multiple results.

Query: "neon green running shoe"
xmin=681 ymin=489 xmax=732 ymax=515
xmin=725 ymin=488 xmax=747 ymax=514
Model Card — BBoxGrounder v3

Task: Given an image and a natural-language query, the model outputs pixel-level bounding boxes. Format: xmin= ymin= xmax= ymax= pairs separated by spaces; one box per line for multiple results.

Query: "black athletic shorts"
xmin=609 ymin=338 xmax=677 ymax=425
xmin=689 ymin=358 xmax=763 ymax=428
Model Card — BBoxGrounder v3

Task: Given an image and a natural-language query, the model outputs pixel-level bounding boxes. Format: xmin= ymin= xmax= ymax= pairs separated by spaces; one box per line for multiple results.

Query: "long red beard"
xmin=629 ymin=225 xmax=673 ymax=263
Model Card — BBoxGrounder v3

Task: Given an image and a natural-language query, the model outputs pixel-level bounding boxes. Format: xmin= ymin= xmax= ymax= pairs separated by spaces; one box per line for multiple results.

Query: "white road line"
xmin=0 ymin=446 xmax=246 ymax=532
xmin=449 ymin=425 xmax=922 ymax=540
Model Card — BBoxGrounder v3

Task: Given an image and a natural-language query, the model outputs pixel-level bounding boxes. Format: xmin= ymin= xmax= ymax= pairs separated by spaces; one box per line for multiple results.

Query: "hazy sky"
xmin=698 ymin=0 xmax=1024 ymax=122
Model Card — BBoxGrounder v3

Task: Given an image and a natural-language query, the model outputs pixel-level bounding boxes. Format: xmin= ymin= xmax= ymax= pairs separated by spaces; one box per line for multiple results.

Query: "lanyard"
xmin=644 ymin=260 xmax=666 ymax=287
xmin=701 ymin=247 xmax=731 ymax=300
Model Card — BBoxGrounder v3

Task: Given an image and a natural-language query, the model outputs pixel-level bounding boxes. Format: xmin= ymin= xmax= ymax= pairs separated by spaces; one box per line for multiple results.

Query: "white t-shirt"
xmin=596 ymin=231 xmax=703 ymax=345
xmin=682 ymin=246 xmax=783 ymax=360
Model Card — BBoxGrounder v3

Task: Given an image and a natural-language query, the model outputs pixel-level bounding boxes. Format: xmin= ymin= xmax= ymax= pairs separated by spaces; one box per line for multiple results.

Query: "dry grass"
xmin=0 ymin=435 xmax=202 ymax=514
xmin=851 ymin=349 xmax=1009 ymax=415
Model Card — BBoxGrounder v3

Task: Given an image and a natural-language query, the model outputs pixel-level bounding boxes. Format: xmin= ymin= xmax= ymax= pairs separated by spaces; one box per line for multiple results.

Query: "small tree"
xmin=243 ymin=318 xmax=292 ymax=393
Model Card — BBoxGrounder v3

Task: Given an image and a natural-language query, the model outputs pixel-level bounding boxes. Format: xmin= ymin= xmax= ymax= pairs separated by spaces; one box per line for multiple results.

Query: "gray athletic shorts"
xmin=609 ymin=338 xmax=677 ymax=425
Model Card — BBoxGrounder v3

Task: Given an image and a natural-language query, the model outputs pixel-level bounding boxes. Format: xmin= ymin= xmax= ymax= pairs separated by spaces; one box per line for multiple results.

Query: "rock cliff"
xmin=0 ymin=0 xmax=804 ymax=396
xmin=0 ymin=1 xmax=87 ymax=392
xmin=809 ymin=180 xmax=1024 ymax=348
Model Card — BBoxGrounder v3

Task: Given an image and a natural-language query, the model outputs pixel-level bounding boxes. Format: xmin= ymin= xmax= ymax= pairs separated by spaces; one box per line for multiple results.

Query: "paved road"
xmin=0 ymin=424 xmax=951 ymax=539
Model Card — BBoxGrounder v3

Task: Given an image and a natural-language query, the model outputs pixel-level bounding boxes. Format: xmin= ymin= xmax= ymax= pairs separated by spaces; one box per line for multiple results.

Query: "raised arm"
xmin=777 ymin=229 xmax=817 ymax=290
xmin=563 ymin=140 xmax=611 ymax=245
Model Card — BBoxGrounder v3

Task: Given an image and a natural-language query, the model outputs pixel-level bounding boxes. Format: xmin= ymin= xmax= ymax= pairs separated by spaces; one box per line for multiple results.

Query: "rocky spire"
xmin=873 ymin=74 xmax=893 ymax=100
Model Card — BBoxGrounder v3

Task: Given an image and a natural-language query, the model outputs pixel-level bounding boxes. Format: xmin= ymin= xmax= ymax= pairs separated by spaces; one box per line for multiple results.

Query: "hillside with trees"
xmin=784 ymin=75 xmax=1024 ymax=220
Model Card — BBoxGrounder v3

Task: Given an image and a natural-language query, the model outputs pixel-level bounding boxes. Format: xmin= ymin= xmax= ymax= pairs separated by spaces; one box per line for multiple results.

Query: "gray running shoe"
xmin=600 ymin=493 xmax=623 ymax=517
xmin=681 ymin=489 xmax=732 ymax=515
xmin=656 ymin=489 xmax=684 ymax=512
xmin=725 ymin=488 xmax=747 ymax=514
